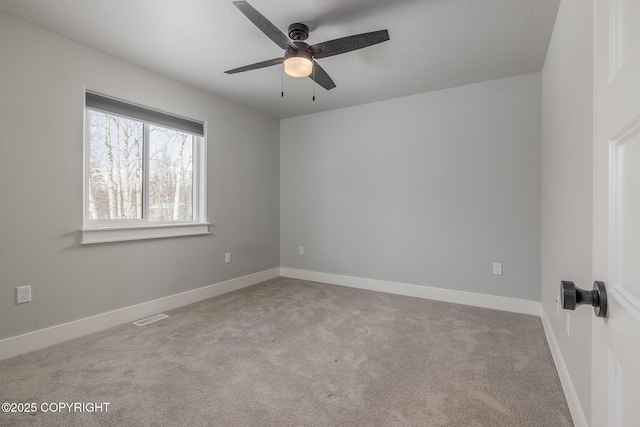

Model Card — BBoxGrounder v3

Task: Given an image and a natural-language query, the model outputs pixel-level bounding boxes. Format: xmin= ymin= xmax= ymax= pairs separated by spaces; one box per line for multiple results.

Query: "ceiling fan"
xmin=224 ymin=1 xmax=390 ymax=90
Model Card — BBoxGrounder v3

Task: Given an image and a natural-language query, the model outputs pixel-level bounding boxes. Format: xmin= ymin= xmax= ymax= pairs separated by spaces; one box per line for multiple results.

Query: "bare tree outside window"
xmin=88 ymin=111 xmax=194 ymax=222
xmin=149 ymin=126 xmax=193 ymax=221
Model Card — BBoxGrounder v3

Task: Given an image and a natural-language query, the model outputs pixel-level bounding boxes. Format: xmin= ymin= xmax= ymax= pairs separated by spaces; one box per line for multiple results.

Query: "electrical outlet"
xmin=16 ymin=286 xmax=31 ymax=304
xmin=492 ymin=263 xmax=503 ymax=275
xmin=298 ymin=246 xmax=304 ymax=255
xmin=566 ymin=312 xmax=571 ymax=336
xmin=225 ymin=252 xmax=231 ymax=264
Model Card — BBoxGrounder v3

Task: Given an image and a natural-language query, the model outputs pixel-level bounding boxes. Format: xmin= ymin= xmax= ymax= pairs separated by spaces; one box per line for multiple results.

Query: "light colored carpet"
xmin=0 ymin=277 xmax=573 ymax=426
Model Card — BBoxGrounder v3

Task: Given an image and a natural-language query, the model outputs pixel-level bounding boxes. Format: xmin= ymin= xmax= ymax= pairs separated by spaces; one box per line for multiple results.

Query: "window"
xmin=82 ymin=91 xmax=208 ymax=244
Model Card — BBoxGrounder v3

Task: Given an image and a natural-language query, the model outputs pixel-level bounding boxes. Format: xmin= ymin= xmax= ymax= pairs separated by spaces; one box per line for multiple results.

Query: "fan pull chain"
xmin=312 ymin=59 xmax=316 ymax=101
xmin=281 ymin=64 xmax=284 ymax=98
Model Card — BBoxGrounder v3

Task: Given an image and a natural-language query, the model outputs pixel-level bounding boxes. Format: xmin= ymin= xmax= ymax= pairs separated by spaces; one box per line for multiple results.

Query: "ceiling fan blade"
xmin=224 ymin=57 xmax=284 ymax=74
xmin=310 ymin=62 xmax=336 ymax=90
xmin=309 ymin=29 xmax=390 ymax=59
xmin=233 ymin=1 xmax=296 ymax=50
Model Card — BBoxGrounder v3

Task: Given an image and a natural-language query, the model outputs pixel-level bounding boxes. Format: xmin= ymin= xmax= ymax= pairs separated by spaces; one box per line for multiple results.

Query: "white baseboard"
xmin=280 ymin=268 xmax=541 ymax=316
xmin=0 ymin=268 xmax=279 ymax=361
xmin=540 ymin=308 xmax=589 ymax=427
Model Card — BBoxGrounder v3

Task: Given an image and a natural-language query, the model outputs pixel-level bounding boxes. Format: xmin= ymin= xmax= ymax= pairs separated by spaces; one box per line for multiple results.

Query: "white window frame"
xmin=82 ymin=92 xmax=208 ymax=244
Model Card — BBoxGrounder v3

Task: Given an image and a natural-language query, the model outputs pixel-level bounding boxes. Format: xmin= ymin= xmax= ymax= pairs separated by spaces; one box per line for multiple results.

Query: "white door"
xmin=592 ymin=0 xmax=640 ymax=426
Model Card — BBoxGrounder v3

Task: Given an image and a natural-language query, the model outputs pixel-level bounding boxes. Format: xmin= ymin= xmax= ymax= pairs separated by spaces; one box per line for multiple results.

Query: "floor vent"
xmin=133 ymin=314 xmax=169 ymax=326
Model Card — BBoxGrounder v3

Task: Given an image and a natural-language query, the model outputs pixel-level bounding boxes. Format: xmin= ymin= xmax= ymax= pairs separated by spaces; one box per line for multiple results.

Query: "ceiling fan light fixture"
xmin=284 ymin=44 xmax=313 ymax=77
xmin=284 ymin=56 xmax=313 ymax=77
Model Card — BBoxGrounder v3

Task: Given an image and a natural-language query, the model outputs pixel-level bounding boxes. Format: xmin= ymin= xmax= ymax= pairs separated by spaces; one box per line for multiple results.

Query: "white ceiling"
xmin=0 ymin=0 xmax=560 ymax=119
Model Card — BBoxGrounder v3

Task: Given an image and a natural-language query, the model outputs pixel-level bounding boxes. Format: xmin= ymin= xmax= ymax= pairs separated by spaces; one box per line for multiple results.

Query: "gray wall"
xmin=0 ymin=13 xmax=280 ymax=340
xmin=541 ymin=0 xmax=593 ymax=415
xmin=281 ymin=73 xmax=542 ymax=301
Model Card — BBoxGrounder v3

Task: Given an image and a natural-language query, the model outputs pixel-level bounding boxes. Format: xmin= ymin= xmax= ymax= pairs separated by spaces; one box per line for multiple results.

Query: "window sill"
xmin=81 ymin=223 xmax=210 ymax=245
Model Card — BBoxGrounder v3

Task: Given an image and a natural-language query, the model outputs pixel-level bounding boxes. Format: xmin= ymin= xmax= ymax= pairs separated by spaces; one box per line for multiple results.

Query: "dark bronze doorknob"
xmin=561 ymin=281 xmax=607 ymax=318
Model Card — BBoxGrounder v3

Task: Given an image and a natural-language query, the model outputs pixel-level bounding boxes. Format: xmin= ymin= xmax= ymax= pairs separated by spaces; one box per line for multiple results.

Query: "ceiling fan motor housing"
xmin=288 ymin=23 xmax=309 ymax=41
